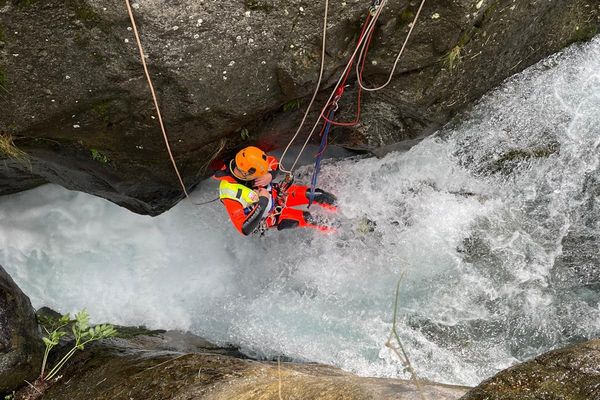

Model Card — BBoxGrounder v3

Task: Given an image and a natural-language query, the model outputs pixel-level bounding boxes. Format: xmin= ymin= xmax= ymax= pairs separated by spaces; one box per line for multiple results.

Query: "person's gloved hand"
xmin=254 ymin=173 xmax=273 ymax=188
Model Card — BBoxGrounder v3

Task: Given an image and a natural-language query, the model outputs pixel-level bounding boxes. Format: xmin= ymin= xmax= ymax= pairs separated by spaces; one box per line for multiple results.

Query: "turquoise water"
xmin=1 ymin=37 xmax=599 ymax=386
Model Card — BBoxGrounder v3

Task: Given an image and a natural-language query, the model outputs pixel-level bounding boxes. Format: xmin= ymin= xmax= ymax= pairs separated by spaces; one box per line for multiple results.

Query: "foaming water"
xmin=2 ymin=37 xmax=600 ymax=386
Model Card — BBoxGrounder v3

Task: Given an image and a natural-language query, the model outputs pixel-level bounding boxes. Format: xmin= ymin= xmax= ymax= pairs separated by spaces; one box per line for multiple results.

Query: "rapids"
xmin=1 ymin=37 xmax=599 ymax=386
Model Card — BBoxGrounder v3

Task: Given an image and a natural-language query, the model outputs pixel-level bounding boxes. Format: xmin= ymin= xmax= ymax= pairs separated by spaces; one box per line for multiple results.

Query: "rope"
xmin=356 ymin=0 xmax=427 ymax=92
xmin=124 ymin=0 xmax=192 ymax=199
xmin=308 ymin=107 xmax=336 ymax=207
xmin=278 ymin=0 xmax=330 ymax=174
xmin=288 ymin=3 xmax=386 ymax=172
xmin=125 ymin=0 xmax=225 ymax=207
xmin=320 ymin=12 xmax=376 ymax=127
xmin=125 ymin=0 xmax=423 ymax=202
xmin=281 ymin=0 xmax=427 ymax=172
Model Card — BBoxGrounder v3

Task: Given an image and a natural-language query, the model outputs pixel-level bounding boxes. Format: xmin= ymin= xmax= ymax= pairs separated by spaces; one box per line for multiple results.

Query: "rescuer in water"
xmin=213 ymin=146 xmax=337 ymax=235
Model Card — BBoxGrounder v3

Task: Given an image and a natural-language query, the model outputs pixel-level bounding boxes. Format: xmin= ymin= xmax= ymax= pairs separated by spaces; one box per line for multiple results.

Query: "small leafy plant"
xmin=40 ymin=310 xmax=117 ymax=381
xmin=282 ymin=98 xmax=302 ymax=112
xmin=90 ymin=148 xmax=110 ymax=164
xmin=39 ymin=313 xmax=70 ymax=379
xmin=443 ymin=45 xmax=462 ymax=72
xmin=239 ymin=128 xmax=250 ymax=141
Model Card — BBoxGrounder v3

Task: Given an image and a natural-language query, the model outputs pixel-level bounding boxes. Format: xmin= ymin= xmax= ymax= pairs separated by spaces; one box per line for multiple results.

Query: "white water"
xmin=2 ymin=38 xmax=600 ymax=386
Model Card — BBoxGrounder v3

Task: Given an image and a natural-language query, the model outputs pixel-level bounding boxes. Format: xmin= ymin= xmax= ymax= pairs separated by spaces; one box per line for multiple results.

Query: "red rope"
xmin=321 ymin=11 xmax=377 ymax=127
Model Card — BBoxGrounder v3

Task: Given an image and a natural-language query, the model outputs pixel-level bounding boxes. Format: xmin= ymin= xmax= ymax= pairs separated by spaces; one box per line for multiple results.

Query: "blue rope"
xmin=308 ymin=108 xmax=336 ymax=207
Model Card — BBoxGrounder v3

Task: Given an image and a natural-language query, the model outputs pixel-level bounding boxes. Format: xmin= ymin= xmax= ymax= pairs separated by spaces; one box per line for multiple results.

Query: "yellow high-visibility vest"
xmin=218 ymin=180 xmax=259 ymax=208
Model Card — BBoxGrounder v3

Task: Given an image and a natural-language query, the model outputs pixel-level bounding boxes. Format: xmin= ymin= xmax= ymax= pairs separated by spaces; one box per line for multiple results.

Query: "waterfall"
xmin=1 ymin=37 xmax=599 ymax=386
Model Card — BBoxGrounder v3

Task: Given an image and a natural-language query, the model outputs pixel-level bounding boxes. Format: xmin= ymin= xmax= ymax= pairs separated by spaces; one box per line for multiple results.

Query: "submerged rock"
xmin=461 ymin=339 xmax=600 ymax=400
xmin=0 ymin=0 xmax=598 ymax=214
xmin=0 ymin=265 xmax=42 ymax=394
xmin=42 ymin=329 xmax=469 ymax=400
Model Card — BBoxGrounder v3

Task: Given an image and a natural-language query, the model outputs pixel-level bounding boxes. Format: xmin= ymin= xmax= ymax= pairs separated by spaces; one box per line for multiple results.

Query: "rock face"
xmin=0 ymin=265 xmax=42 ymax=394
xmin=42 ymin=330 xmax=469 ymax=400
xmin=460 ymin=340 xmax=600 ymax=400
xmin=0 ymin=0 xmax=599 ymax=214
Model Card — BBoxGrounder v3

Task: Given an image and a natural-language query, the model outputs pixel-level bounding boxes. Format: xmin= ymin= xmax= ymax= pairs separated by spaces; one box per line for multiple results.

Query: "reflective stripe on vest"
xmin=219 ymin=180 xmax=259 ymax=208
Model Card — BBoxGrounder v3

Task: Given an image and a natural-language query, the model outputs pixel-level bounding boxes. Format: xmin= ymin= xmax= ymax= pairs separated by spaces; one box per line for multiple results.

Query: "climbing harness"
xmin=257 ymin=173 xmax=295 ymax=235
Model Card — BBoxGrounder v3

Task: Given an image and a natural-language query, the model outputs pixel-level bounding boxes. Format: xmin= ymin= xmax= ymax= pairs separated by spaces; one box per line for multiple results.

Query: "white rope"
xmin=278 ymin=0 xmax=330 ymax=174
xmin=288 ymin=2 xmax=387 ymax=171
xmin=356 ymin=0 xmax=427 ymax=92
xmin=124 ymin=0 xmax=191 ymax=199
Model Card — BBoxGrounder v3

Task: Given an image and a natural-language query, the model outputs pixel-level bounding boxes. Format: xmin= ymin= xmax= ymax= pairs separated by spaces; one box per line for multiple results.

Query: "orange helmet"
xmin=233 ymin=146 xmax=268 ymax=180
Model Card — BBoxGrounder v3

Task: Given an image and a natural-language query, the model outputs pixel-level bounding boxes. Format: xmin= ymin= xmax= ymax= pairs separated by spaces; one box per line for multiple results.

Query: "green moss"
xmin=244 ymin=0 xmax=274 ymax=12
xmin=443 ymin=45 xmax=462 ymax=71
xmin=482 ymin=1 xmax=498 ymax=21
xmin=441 ymin=25 xmax=481 ymax=71
xmin=66 ymin=0 xmax=101 ymax=26
xmin=91 ymin=100 xmax=112 ymax=121
xmin=282 ymin=98 xmax=302 ymax=112
xmin=571 ymin=24 xmax=598 ymax=43
xmin=398 ymin=8 xmax=415 ymax=26
xmin=457 ymin=28 xmax=477 ymax=47
xmin=236 ymin=127 xmax=250 ymax=141
xmin=90 ymin=148 xmax=110 ymax=164
xmin=14 ymin=0 xmax=37 ymax=8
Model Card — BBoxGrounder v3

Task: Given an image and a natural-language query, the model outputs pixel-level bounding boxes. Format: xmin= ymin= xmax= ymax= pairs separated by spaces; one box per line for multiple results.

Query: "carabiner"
xmin=369 ymin=0 xmax=381 ymax=16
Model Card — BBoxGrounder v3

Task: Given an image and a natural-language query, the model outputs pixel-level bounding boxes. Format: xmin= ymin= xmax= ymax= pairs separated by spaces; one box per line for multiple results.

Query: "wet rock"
xmin=461 ymin=339 xmax=600 ymax=400
xmin=41 ymin=329 xmax=469 ymax=400
xmin=0 ymin=265 xmax=43 ymax=393
xmin=0 ymin=0 xmax=598 ymax=214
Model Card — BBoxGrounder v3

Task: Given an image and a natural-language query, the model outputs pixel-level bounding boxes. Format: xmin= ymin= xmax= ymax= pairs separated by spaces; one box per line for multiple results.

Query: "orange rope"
xmin=123 ymin=0 xmax=191 ymax=199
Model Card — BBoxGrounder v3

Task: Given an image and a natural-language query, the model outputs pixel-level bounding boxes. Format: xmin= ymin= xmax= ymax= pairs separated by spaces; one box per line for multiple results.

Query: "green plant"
xmin=39 ymin=313 xmax=70 ymax=379
xmin=239 ymin=128 xmax=250 ymax=141
xmin=41 ymin=310 xmax=116 ymax=381
xmin=398 ymin=8 xmax=415 ymax=26
xmin=443 ymin=45 xmax=462 ymax=71
xmin=0 ymin=133 xmax=31 ymax=170
xmin=15 ymin=0 xmax=36 ymax=7
xmin=90 ymin=148 xmax=110 ymax=164
xmin=282 ymin=98 xmax=302 ymax=112
xmin=4 ymin=392 xmax=15 ymax=400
